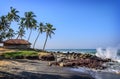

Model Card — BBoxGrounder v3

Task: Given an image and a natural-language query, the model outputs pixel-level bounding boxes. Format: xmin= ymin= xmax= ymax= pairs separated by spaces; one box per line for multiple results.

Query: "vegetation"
xmin=1 ymin=50 xmax=38 ymax=59
xmin=0 ymin=7 xmax=56 ymax=50
xmin=43 ymin=23 xmax=56 ymax=50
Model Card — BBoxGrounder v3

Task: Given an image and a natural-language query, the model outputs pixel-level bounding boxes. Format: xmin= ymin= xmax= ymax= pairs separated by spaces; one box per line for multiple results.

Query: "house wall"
xmin=0 ymin=43 xmax=3 ymax=47
xmin=4 ymin=45 xmax=30 ymax=49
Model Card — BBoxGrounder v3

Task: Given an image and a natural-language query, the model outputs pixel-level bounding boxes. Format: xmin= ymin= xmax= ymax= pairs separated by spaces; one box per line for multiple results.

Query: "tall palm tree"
xmin=6 ymin=28 xmax=15 ymax=39
xmin=0 ymin=15 xmax=10 ymax=31
xmin=0 ymin=15 xmax=10 ymax=41
xmin=16 ymin=18 xmax=26 ymax=39
xmin=0 ymin=32 xmax=6 ymax=42
xmin=7 ymin=7 xmax=20 ymax=22
xmin=22 ymin=11 xmax=37 ymax=41
xmin=16 ymin=27 xmax=25 ymax=39
xmin=43 ymin=23 xmax=56 ymax=50
xmin=33 ymin=23 xmax=45 ymax=49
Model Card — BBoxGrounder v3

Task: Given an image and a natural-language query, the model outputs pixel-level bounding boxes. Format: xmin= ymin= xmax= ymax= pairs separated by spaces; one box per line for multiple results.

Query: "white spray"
xmin=96 ymin=47 xmax=120 ymax=62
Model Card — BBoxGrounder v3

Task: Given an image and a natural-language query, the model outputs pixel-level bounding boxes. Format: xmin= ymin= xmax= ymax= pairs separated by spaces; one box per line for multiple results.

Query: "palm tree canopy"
xmin=6 ymin=28 xmax=15 ymax=39
xmin=45 ymin=23 xmax=56 ymax=38
xmin=23 ymin=11 xmax=37 ymax=30
xmin=38 ymin=22 xmax=45 ymax=33
xmin=7 ymin=7 xmax=20 ymax=22
xmin=0 ymin=15 xmax=10 ymax=31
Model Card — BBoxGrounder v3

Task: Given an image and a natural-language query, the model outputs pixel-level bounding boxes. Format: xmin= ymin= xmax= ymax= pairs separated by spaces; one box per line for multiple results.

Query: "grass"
xmin=1 ymin=50 xmax=39 ymax=59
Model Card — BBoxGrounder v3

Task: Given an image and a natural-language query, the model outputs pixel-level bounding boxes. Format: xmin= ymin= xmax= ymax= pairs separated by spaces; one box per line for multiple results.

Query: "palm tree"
xmin=0 ymin=32 xmax=6 ymax=42
xmin=16 ymin=27 xmax=25 ymax=39
xmin=7 ymin=7 xmax=20 ymax=22
xmin=6 ymin=28 xmax=15 ymax=39
xmin=22 ymin=11 xmax=37 ymax=41
xmin=33 ymin=22 xmax=45 ymax=49
xmin=0 ymin=15 xmax=10 ymax=41
xmin=16 ymin=18 xmax=26 ymax=39
xmin=43 ymin=23 xmax=56 ymax=50
xmin=0 ymin=15 xmax=10 ymax=31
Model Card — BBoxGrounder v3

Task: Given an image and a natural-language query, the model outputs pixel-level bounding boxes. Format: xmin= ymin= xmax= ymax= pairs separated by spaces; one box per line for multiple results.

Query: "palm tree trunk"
xmin=16 ymin=34 xmax=19 ymax=39
xmin=28 ymin=29 xmax=32 ymax=41
xmin=43 ymin=34 xmax=48 ymax=51
xmin=33 ymin=32 xmax=40 ymax=49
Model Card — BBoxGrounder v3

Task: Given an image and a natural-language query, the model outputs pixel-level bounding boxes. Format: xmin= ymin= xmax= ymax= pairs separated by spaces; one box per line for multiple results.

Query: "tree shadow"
xmin=20 ymin=71 xmax=93 ymax=79
xmin=0 ymin=71 xmax=94 ymax=79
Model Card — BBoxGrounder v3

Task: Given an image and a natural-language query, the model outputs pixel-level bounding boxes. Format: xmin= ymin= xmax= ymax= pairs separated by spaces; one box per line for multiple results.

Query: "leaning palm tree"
xmin=22 ymin=11 xmax=37 ymax=41
xmin=0 ymin=15 xmax=10 ymax=31
xmin=43 ymin=23 xmax=56 ymax=51
xmin=16 ymin=27 xmax=25 ymax=39
xmin=6 ymin=28 xmax=15 ymax=39
xmin=16 ymin=18 xmax=26 ymax=39
xmin=7 ymin=7 xmax=20 ymax=22
xmin=33 ymin=22 xmax=45 ymax=49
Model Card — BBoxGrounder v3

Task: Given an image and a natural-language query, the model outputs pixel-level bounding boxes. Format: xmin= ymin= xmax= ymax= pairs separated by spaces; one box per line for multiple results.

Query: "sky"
xmin=0 ymin=0 xmax=120 ymax=49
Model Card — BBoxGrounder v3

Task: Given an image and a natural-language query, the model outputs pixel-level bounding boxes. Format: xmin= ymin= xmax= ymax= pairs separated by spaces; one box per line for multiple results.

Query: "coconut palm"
xmin=0 ymin=32 xmax=6 ymax=42
xmin=16 ymin=27 xmax=25 ymax=39
xmin=22 ymin=11 xmax=37 ymax=41
xmin=0 ymin=15 xmax=10 ymax=41
xmin=16 ymin=18 xmax=26 ymax=39
xmin=43 ymin=23 xmax=56 ymax=50
xmin=7 ymin=7 xmax=20 ymax=22
xmin=6 ymin=28 xmax=15 ymax=39
xmin=33 ymin=22 xmax=45 ymax=49
xmin=0 ymin=15 xmax=10 ymax=31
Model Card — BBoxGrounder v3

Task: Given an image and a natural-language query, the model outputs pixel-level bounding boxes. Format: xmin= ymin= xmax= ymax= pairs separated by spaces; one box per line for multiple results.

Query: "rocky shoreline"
xmin=0 ymin=50 xmax=117 ymax=79
xmin=48 ymin=52 xmax=112 ymax=69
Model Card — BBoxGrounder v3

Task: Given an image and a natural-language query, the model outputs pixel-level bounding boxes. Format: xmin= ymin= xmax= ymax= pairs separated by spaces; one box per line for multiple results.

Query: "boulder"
xmin=38 ymin=52 xmax=55 ymax=61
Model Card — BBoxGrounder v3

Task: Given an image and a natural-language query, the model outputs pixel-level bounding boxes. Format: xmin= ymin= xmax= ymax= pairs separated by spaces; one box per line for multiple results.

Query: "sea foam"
xmin=96 ymin=47 xmax=120 ymax=62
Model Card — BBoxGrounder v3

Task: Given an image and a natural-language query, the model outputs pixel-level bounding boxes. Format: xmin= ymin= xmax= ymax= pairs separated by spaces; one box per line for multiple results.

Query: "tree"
xmin=16 ymin=27 xmax=25 ymax=39
xmin=16 ymin=18 xmax=26 ymax=39
xmin=43 ymin=23 xmax=56 ymax=50
xmin=0 ymin=16 xmax=10 ymax=31
xmin=0 ymin=15 xmax=10 ymax=41
xmin=6 ymin=28 xmax=15 ymax=39
xmin=22 ymin=11 xmax=37 ymax=41
xmin=33 ymin=22 xmax=45 ymax=49
xmin=7 ymin=7 xmax=20 ymax=22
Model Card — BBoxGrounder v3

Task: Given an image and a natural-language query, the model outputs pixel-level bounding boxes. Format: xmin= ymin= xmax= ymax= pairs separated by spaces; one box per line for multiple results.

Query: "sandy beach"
xmin=0 ymin=59 xmax=93 ymax=79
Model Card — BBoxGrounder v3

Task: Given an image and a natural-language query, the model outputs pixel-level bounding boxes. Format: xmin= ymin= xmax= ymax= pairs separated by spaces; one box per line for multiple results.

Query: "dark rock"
xmin=39 ymin=54 xmax=55 ymax=61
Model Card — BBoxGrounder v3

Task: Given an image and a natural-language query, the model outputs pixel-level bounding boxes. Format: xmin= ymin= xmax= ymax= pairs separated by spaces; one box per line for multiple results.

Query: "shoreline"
xmin=0 ymin=59 xmax=94 ymax=79
xmin=0 ymin=48 xmax=120 ymax=79
xmin=71 ymin=67 xmax=120 ymax=79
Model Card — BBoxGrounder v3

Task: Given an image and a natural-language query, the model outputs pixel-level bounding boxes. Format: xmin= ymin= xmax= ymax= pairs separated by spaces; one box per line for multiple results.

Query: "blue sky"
xmin=0 ymin=0 xmax=120 ymax=49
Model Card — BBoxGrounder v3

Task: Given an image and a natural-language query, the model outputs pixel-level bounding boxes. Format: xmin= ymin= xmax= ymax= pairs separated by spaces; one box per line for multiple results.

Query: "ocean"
xmin=47 ymin=48 xmax=120 ymax=79
xmin=46 ymin=48 xmax=120 ymax=55
xmin=46 ymin=49 xmax=96 ymax=54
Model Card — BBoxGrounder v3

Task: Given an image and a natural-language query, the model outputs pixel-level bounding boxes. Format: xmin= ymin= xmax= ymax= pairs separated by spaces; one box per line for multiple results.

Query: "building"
xmin=4 ymin=39 xmax=31 ymax=49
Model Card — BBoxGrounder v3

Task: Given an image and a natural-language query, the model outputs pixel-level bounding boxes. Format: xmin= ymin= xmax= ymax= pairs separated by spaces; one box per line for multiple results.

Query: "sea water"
xmin=46 ymin=49 xmax=96 ymax=54
xmin=47 ymin=48 xmax=120 ymax=79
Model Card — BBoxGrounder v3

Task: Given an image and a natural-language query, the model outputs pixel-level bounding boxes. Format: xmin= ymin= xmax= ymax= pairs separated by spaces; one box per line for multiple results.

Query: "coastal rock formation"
xmin=38 ymin=52 xmax=55 ymax=61
xmin=50 ymin=53 xmax=111 ymax=69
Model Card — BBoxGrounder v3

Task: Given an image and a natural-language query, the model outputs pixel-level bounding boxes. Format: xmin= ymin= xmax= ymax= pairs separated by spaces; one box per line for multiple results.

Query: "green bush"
xmin=1 ymin=50 xmax=38 ymax=59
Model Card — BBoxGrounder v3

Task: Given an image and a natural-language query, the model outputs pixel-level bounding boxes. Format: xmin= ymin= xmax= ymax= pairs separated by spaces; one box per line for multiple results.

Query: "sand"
xmin=0 ymin=59 xmax=94 ymax=79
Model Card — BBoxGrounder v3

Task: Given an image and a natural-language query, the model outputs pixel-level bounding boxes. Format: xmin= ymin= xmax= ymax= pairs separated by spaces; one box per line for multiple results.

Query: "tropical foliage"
xmin=43 ymin=23 xmax=56 ymax=50
xmin=0 ymin=7 xmax=56 ymax=50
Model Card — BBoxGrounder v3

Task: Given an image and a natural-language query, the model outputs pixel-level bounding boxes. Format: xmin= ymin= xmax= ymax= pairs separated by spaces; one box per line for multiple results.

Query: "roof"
xmin=4 ymin=39 xmax=31 ymax=45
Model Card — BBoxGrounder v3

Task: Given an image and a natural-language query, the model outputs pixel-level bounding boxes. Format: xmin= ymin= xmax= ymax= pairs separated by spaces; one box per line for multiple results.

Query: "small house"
xmin=4 ymin=39 xmax=31 ymax=49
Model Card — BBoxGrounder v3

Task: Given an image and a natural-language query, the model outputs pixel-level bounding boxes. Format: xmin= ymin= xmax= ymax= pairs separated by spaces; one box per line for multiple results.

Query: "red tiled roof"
xmin=4 ymin=39 xmax=31 ymax=45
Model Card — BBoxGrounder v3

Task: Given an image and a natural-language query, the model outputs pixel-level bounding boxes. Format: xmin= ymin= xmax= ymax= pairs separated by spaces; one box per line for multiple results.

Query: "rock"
xmin=48 ymin=61 xmax=59 ymax=66
xmin=39 ymin=52 xmax=55 ymax=61
xmin=59 ymin=62 xmax=64 ymax=67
